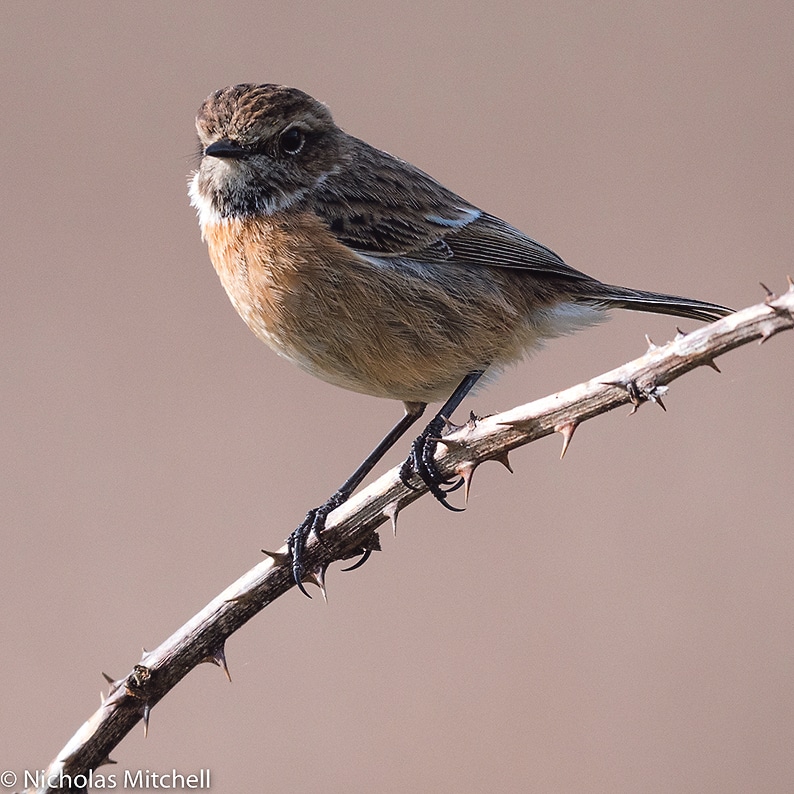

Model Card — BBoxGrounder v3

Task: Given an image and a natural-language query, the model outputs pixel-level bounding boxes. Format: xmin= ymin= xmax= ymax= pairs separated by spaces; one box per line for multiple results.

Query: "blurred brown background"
xmin=1 ymin=2 xmax=792 ymax=791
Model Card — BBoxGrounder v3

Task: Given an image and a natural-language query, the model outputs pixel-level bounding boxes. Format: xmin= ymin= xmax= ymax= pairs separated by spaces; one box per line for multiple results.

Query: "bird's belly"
xmin=202 ymin=214 xmax=602 ymax=404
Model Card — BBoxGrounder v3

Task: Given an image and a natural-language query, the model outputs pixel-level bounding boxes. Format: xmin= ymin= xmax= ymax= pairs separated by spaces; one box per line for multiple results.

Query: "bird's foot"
xmin=398 ymin=415 xmax=465 ymax=511
xmin=287 ymin=490 xmax=374 ymax=597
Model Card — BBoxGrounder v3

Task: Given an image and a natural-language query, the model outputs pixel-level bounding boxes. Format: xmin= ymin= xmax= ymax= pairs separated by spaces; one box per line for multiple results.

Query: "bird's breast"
xmin=202 ymin=212 xmax=343 ymax=372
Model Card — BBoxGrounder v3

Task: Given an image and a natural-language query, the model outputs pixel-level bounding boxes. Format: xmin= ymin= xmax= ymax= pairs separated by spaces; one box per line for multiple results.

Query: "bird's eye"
xmin=279 ymin=126 xmax=305 ymax=155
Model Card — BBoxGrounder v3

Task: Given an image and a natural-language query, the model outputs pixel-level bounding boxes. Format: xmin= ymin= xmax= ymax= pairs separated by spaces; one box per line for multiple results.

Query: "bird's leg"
xmin=399 ymin=370 xmax=485 ymax=509
xmin=288 ymin=401 xmax=426 ymax=596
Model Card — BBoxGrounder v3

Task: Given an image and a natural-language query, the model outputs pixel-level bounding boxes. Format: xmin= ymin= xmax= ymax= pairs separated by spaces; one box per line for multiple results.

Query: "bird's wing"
xmin=309 ymin=137 xmax=593 ymax=282
xmin=426 ymin=212 xmax=594 ymax=282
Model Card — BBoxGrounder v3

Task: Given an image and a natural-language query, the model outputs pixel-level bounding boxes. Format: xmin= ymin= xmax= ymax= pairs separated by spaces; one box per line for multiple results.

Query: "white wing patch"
xmin=424 ymin=206 xmax=481 ymax=228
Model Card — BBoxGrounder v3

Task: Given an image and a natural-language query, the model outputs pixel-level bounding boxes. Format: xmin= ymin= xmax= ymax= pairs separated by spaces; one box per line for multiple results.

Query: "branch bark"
xmin=28 ymin=283 xmax=793 ymax=792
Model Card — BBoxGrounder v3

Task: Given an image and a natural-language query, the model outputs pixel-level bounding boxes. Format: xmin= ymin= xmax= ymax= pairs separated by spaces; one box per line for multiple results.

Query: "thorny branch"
xmin=28 ymin=282 xmax=793 ymax=792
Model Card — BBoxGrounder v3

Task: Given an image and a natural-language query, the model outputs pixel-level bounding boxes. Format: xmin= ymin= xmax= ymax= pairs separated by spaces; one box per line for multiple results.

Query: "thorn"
xmin=141 ymin=702 xmax=151 ymax=738
xmin=202 ymin=644 xmax=232 ymax=682
xmin=434 ymin=436 xmax=467 ymax=451
xmin=555 ymin=422 xmax=578 ymax=459
xmin=97 ymin=755 xmax=117 ymax=768
xmin=466 ymin=411 xmax=479 ymax=429
xmin=493 ymin=451 xmax=513 ymax=473
xmin=674 ymin=326 xmax=688 ymax=340
xmin=383 ymin=501 xmax=400 ymax=536
xmin=645 ymin=334 xmax=658 ymax=352
xmin=648 ymin=388 xmax=667 ymax=412
xmin=703 ymin=357 xmax=721 ymax=373
xmin=765 ymin=295 xmax=794 ymax=318
xmin=787 ymin=274 xmax=794 ymax=291
xmin=439 ymin=414 xmax=463 ymax=433
xmin=455 ymin=461 xmax=477 ymax=504
xmin=303 ymin=563 xmax=329 ymax=603
xmin=757 ymin=323 xmax=788 ymax=344
xmin=757 ymin=317 xmax=790 ymax=344
xmin=261 ymin=548 xmax=290 ymax=566
xmin=224 ymin=590 xmax=259 ymax=605
xmin=759 ymin=281 xmax=794 ymax=333
xmin=602 ymin=378 xmax=643 ymax=414
xmin=101 ymin=673 xmax=124 ymax=700
xmin=495 ymin=416 xmax=535 ymax=435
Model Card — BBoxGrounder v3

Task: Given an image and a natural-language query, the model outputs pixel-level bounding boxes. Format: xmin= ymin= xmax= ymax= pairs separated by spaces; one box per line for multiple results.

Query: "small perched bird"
xmin=190 ymin=83 xmax=731 ymax=594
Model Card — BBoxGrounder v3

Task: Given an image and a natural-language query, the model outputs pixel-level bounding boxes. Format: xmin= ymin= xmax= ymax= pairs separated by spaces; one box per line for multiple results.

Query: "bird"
xmin=189 ymin=83 xmax=731 ymax=595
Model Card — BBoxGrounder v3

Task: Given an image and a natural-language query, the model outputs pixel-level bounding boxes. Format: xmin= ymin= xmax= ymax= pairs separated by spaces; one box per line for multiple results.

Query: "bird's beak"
xmin=204 ymin=139 xmax=248 ymax=159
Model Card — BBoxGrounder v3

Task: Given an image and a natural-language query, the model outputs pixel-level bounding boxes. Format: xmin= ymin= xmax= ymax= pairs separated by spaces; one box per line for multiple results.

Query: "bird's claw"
xmin=398 ymin=417 xmax=465 ymax=511
xmin=287 ymin=492 xmax=343 ymax=597
xmin=340 ymin=547 xmax=374 ymax=572
xmin=287 ymin=490 xmax=378 ymax=596
xmin=286 ymin=513 xmax=316 ymax=598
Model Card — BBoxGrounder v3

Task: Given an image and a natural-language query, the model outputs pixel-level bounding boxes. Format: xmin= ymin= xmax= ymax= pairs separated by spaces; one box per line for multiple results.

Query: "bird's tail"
xmin=583 ymin=283 xmax=732 ymax=323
